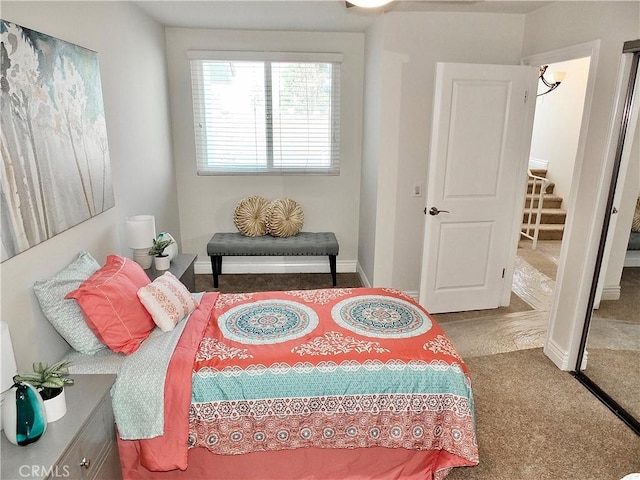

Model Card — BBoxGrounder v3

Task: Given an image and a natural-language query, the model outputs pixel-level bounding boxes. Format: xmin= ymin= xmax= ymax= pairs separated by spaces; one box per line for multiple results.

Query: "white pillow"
xmin=137 ymin=272 xmax=199 ymax=332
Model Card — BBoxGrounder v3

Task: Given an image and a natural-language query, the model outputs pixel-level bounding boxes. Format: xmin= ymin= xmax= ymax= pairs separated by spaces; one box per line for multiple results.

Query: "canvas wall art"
xmin=0 ymin=20 xmax=115 ymax=262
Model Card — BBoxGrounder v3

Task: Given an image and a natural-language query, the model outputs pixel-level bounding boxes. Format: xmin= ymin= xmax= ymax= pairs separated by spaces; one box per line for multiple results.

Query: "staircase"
xmin=521 ymin=169 xmax=566 ymax=244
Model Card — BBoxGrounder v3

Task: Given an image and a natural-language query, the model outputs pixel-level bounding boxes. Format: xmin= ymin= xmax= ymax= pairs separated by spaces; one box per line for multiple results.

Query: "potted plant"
xmin=149 ymin=235 xmax=175 ymax=271
xmin=13 ymin=360 xmax=74 ymax=423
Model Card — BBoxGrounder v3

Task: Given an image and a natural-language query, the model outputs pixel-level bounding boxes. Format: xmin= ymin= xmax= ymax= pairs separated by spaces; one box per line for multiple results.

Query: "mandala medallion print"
xmin=218 ymin=299 xmax=319 ymax=344
xmin=331 ymin=295 xmax=432 ymax=338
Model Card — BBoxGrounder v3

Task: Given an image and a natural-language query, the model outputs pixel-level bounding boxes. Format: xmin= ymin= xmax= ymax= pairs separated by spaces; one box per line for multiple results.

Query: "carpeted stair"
xmin=522 ymin=169 xmax=566 ymax=241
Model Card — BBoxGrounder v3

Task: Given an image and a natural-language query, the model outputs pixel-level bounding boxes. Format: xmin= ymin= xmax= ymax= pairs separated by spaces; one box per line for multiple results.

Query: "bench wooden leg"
xmin=210 ymin=255 xmax=222 ymax=288
xmin=329 ymin=255 xmax=337 ymax=287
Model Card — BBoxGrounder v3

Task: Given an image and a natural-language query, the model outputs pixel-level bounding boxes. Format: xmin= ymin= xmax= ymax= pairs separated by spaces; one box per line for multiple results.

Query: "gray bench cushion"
xmin=628 ymin=231 xmax=640 ymax=251
xmin=207 ymin=232 xmax=339 ymax=256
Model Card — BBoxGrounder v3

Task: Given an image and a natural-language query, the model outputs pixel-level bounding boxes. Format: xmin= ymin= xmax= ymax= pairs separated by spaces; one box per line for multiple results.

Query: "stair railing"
xmin=521 ymin=170 xmax=551 ymax=249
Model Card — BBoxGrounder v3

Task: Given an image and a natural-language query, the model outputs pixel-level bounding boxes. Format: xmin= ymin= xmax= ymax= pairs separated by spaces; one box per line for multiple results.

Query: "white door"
xmin=419 ymin=62 xmax=538 ymax=314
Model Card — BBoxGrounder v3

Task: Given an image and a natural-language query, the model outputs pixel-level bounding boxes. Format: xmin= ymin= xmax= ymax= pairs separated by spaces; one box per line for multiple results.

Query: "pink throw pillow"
xmin=66 ymin=255 xmax=155 ymax=354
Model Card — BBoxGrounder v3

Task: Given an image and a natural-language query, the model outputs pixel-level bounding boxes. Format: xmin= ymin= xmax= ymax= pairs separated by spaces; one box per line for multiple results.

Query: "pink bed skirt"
xmin=118 ymin=438 xmax=473 ymax=480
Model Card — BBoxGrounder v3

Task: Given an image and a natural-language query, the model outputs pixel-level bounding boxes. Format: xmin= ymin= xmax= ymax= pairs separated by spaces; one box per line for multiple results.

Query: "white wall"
xmin=164 ymin=28 xmax=364 ymax=275
xmin=357 ymin=19 xmax=385 ymax=287
xmin=530 ymin=57 xmax=591 ymax=207
xmin=362 ymin=11 xmax=526 ymax=294
xmin=0 ymin=2 xmax=178 ymax=369
xmin=521 ymin=1 xmax=640 ymax=369
xmin=373 ymin=40 xmax=408 ymax=288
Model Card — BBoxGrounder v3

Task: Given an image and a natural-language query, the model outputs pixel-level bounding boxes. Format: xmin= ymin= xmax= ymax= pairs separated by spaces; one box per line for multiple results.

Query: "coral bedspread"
xmin=120 ymin=287 xmax=478 ymax=479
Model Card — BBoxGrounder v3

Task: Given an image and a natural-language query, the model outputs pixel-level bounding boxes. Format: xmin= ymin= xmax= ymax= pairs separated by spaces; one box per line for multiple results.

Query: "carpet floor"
xmin=516 ymin=240 xmax=559 ymax=280
xmin=584 ymin=348 xmax=640 ymax=421
xmin=448 ymin=349 xmax=640 ymax=480
xmin=195 ymin=272 xmax=363 ymax=293
xmin=594 ymin=267 xmax=640 ymax=324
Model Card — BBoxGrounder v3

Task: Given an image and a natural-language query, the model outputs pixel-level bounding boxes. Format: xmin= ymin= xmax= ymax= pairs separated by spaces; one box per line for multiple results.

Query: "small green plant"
xmin=148 ymin=236 xmax=175 ymax=257
xmin=13 ymin=360 xmax=74 ymax=400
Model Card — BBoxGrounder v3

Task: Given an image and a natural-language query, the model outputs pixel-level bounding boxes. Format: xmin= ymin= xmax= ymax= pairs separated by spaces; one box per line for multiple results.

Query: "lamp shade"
xmin=126 ymin=215 xmax=156 ymax=249
xmin=1 ymin=321 xmax=17 ymax=393
xmin=551 ymin=71 xmax=566 ymax=83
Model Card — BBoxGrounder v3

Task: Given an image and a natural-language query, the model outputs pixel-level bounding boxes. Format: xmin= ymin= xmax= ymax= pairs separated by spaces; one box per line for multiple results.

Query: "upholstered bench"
xmin=207 ymin=232 xmax=339 ymax=288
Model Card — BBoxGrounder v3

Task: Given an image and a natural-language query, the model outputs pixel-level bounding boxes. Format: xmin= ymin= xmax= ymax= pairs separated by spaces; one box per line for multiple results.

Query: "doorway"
xmin=432 ymin=42 xmax=601 ymax=358
xmin=515 ymin=56 xmax=592 ymax=331
xmin=418 ymin=62 xmax=537 ymax=314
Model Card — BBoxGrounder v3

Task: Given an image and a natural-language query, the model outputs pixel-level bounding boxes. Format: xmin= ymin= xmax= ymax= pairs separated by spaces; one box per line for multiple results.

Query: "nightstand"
xmin=1 ymin=374 xmax=121 ymax=480
xmin=146 ymin=253 xmax=197 ymax=292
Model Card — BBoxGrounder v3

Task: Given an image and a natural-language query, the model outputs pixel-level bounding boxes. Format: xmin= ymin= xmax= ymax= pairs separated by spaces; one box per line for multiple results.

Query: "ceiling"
xmin=133 ymin=0 xmax=552 ymax=32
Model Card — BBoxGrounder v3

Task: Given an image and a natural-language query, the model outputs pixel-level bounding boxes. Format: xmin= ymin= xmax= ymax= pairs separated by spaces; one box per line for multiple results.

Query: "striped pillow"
xmin=137 ymin=272 xmax=199 ymax=332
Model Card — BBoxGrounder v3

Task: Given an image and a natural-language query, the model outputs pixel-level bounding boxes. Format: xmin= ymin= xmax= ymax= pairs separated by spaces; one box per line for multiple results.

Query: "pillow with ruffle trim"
xmin=267 ymin=198 xmax=304 ymax=238
xmin=233 ymin=196 xmax=270 ymax=237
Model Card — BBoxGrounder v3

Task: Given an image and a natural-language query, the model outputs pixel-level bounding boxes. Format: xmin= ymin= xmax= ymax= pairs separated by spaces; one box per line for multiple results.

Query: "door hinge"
xmin=502 ymin=268 xmax=505 ymax=279
xmin=524 ymin=90 xmax=528 ymax=103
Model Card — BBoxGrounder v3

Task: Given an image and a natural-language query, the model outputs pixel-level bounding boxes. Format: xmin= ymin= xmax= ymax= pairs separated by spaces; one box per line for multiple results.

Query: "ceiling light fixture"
xmin=537 ymin=65 xmax=566 ymax=97
xmin=345 ymin=0 xmax=394 ymax=8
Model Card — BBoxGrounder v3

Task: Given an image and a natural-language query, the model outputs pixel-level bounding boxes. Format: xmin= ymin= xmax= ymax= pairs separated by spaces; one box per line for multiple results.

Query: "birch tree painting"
xmin=0 ymin=20 xmax=115 ymax=262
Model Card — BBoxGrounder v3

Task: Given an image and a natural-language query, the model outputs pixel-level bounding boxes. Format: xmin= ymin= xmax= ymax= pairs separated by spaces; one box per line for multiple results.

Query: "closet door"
xmin=574 ymin=39 xmax=640 ymax=435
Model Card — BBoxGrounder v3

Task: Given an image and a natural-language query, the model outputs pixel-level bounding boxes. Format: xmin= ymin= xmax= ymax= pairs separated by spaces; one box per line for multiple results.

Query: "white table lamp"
xmin=126 ymin=215 xmax=156 ymax=269
xmin=1 ymin=321 xmax=18 ymax=431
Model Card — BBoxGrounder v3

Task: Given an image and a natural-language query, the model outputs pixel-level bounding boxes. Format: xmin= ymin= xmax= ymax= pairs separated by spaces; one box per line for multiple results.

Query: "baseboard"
xmin=580 ymin=349 xmax=589 ymax=371
xmin=195 ymin=258 xmax=357 ymax=275
xmin=404 ymin=291 xmax=419 ymax=302
xmin=356 ymin=262 xmax=372 ymax=288
xmin=600 ymin=285 xmax=621 ymax=301
xmin=352 ymin=263 xmax=418 ymax=300
xmin=624 ymin=250 xmax=640 ymax=267
xmin=544 ymin=338 xmax=572 ymax=371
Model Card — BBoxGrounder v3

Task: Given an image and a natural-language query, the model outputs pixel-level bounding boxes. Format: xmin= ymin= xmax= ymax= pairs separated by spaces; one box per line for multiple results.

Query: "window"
xmin=188 ymin=51 xmax=342 ymax=175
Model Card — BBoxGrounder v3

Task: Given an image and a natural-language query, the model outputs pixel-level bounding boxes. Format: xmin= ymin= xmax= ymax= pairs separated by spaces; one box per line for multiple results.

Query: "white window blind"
xmin=188 ymin=51 xmax=342 ymax=175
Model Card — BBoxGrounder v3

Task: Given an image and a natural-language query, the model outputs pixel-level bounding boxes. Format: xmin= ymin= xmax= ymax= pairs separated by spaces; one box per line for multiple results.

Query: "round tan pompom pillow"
xmin=632 ymin=197 xmax=640 ymax=232
xmin=267 ymin=198 xmax=304 ymax=238
xmin=233 ymin=196 xmax=270 ymax=237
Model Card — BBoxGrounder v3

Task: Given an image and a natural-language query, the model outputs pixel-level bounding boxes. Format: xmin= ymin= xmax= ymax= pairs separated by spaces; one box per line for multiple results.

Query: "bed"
xmin=52 ymin=255 xmax=478 ymax=480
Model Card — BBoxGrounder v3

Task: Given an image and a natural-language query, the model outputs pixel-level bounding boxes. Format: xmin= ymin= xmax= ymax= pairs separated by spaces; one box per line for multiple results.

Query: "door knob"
xmin=427 ymin=207 xmax=450 ymax=216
